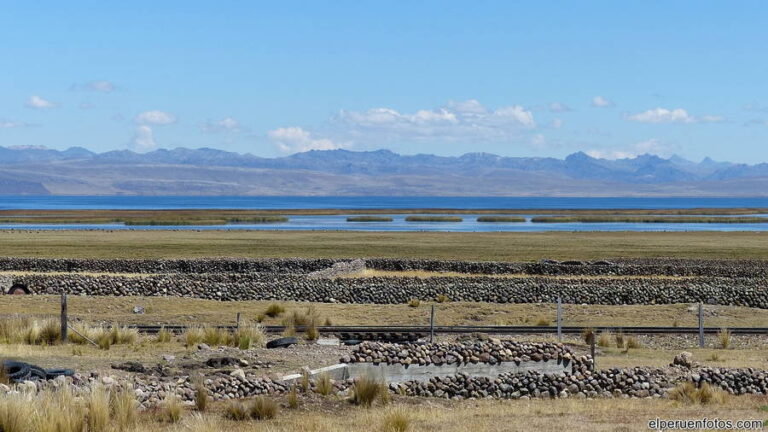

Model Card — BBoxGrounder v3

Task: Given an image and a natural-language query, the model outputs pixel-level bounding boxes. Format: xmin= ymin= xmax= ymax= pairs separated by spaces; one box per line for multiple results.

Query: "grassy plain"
xmin=1 ymin=230 xmax=768 ymax=260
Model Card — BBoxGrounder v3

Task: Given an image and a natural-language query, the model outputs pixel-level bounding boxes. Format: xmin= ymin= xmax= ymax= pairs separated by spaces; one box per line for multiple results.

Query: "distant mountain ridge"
xmin=0 ymin=145 xmax=766 ymax=196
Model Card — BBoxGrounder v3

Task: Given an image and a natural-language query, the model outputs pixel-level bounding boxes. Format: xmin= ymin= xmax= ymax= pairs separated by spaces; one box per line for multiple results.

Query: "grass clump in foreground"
xmin=351 ymin=375 xmax=389 ymax=408
xmin=476 ymin=216 xmax=526 ymax=223
xmin=405 ymin=216 xmax=463 ymax=222
xmin=347 ymin=216 xmax=394 ymax=222
xmin=669 ymin=382 xmax=729 ymax=405
xmin=718 ymin=328 xmax=732 ymax=349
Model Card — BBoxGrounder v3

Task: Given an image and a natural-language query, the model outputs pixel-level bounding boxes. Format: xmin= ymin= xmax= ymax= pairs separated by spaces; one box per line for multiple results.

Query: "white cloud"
xmin=201 ymin=117 xmax=241 ymax=133
xmin=0 ymin=120 xmax=31 ymax=128
xmin=335 ymin=100 xmax=535 ymax=144
xmin=625 ymin=107 xmax=724 ymax=124
xmin=591 ymin=96 xmax=614 ymax=107
xmin=135 ymin=110 xmax=177 ymax=125
xmin=130 ymin=125 xmax=157 ymax=152
xmin=26 ymin=95 xmax=55 ymax=109
xmin=549 ymin=118 xmax=563 ymax=129
xmin=587 ymin=138 xmax=669 ymax=159
xmin=548 ymin=102 xmax=571 ymax=112
xmin=268 ymin=127 xmax=343 ymax=154
xmin=86 ymin=80 xmax=116 ymax=92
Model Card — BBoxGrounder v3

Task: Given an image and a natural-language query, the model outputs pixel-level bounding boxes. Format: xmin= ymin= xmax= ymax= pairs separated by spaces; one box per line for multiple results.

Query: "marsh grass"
xmin=347 ymin=216 xmax=394 ymax=222
xmin=405 ymin=216 xmax=463 ymax=222
xmin=476 ymin=216 xmax=526 ymax=223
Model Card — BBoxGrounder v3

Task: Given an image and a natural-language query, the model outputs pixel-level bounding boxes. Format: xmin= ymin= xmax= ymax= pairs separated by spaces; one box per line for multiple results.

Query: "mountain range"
xmin=0 ymin=145 xmax=766 ymax=196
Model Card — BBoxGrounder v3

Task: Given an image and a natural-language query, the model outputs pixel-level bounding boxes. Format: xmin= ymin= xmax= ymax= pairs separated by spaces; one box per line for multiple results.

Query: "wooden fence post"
xmin=60 ymin=292 xmax=68 ymax=343
xmin=698 ymin=302 xmax=705 ymax=348
xmin=236 ymin=312 xmax=241 ymax=330
xmin=429 ymin=305 xmax=435 ymax=343
xmin=556 ymin=297 xmax=563 ymax=342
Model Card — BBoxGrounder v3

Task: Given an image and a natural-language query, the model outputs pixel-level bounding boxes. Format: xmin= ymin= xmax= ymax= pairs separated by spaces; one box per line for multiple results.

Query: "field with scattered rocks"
xmin=1 ymin=244 xmax=767 ymax=430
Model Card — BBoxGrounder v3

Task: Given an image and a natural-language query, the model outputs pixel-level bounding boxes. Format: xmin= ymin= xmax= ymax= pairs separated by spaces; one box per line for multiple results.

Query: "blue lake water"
xmin=2 ymin=196 xmax=768 ymax=232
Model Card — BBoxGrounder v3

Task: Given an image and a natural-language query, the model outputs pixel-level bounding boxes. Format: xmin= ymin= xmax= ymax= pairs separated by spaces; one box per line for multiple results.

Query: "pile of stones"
xmin=342 ymin=340 xmax=590 ymax=371
xmin=689 ymin=367 xmax=768 ymax=395
xmin=393 ymin=367 xmax=673 ymax=400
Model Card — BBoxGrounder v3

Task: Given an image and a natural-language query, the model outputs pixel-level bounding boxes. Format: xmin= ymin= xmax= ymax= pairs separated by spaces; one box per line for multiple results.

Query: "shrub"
xmin=250 ymin=396 xmax=279 ymax=420
xmin=381 ymin=407 xmax=410 ymax=432
xmin=86 ymin=385 xmax=111 ymax=432
xmin=407 ymin=299 xmax=421 ymax=308
xmin=156 ymin=326 xmax=172 ymax=343
xmin=669 ymin=382 xmax=728 ymax=405
xmin=224 ymin=401 xmax=250 ymax=421
xmin=597 ymin=330 xmax=613 ymax=347
xmin=351 ymin=375 xmax=385 ymax=407
xmin=314 ymin=372 xmax=334 ymax=396
xmin=161 ymin=394 xmax=183 ymax=423
xmin=718 ymin=328 xmax=731 ymax=349
xmin=535 ymin=316 xmax=551 ymax=326
xmin=435 ymin=294 xmax=450 ymax=303
xmin=264 ymin=303 xmax=286 ymax=318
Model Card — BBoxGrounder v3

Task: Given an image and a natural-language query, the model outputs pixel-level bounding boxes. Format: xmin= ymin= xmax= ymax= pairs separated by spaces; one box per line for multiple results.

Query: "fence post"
xmin=590 ymin=334 xmax=596 ymax=371
xmin=236 ymin=312 xmax=241 ymax=330
xmin=698 ymin=302 xmax=705 ymax=348
xmin=556 ymin=297 xmax=563 ymax=342
xmin=429 ymin=305 xmax=435 ymax=343
xmin=60 ymin=292 xmax=68 ymax=343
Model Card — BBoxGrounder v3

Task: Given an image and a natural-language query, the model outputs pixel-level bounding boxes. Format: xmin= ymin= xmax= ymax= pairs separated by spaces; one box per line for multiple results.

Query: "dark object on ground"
xmin=342 ymin=339 xmax=363 ymax=346
xmin=1 ymin=360 xmax=75 ymax=382
xmin=266 ymin=337 xmax=298 ymax=349
xmin=205 ymin=356 xmax=246 ymax=368
xmin=45 ymin=368 xmax=74 ymax=380
xmin=111 ymin=361 xmax=146 ymax=373
xmin=6 ymin=283 xmax=30 ymax=295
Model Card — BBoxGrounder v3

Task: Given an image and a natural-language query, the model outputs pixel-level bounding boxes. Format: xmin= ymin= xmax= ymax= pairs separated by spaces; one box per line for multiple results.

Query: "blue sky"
xmin=1 ymin=1 xmax=767 ymax=162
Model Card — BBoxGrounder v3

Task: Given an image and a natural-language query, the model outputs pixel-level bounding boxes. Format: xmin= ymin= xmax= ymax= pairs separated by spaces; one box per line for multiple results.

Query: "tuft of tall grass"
xmin=314 ymin=372 xmax=334 ymax=396
xmin=224 ymin=401 xmax=250 ymax=421
xmin=249 ymin=396 xmax=279 ymax=420
xmin=615 ymin=332 xmax=625 ymax=348
xmin=718 ymin=328 xmax=731 ymax=349
xmin=305 ymin=319 xmax=319 ymax=341
xmin=625 ymin=336 xmax=642 ymax=349
xmin=234 ymin=321 xmax=267 ymax=349
xmin=160 ymin=394 xmax=183 ymax=423
xmin=184 ymin=326 xmax=205 ymax=348
xmin=110 ymin=386 xmax=138 ymax=431
xmin=203 ymin=325 xmax=233 ymax=347
xmin=669 ymin=382 xmax=728 ymax=405
xmin=535 ymin=316 xmax=552 ymax=326
xmin=381 ymin=407 xmax=410 ymax=432
xmin=581 ymin=328 xmax=596 ymax=345
xmin=407 ymin=299 xmax=421 ymax=308
xmin=351 ymin=375 xmax=386 ymax=407
xmin=287 ymin=385 xmax=299 ymax=409
xmin=86 ymin=385 xmax=111 ymax=432
xmin=264 ymin=303 xmax=286 ymax=318
xmin=597 ymin=330 xmax=613 ymax=347
xmin=194 ymin=378 xmax=208 ymax=412
xmin=156 ymin=326 xmax=172 ymax=343
xmin=435 ymin=294 xmax=450 ymax=303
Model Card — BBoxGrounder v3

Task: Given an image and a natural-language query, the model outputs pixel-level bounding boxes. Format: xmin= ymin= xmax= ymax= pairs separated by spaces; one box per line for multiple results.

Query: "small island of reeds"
xmin=346 ymin=216 xmax=394 ymax=222
xmin=476 ymin=216 xmax=526 ymax=223
xmin=405 ymin=216 xmax=463 ymax=222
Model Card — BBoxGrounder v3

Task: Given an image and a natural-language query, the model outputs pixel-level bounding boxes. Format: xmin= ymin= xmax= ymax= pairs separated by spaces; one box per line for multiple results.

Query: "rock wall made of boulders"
xmin=3 ymin=257 xmax=768 ymax=277
xmin=14 ymin=272 xmax=768 ymax=308
xmin=342 ymin=340 xmax=591 ymax=372
xmin=690 ymin=367 xmax=768 ymax=396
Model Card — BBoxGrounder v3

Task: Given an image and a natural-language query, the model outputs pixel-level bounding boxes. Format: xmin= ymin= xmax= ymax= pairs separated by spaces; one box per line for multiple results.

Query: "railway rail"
xmin=127 ymin=324 xmax=768 ymax=336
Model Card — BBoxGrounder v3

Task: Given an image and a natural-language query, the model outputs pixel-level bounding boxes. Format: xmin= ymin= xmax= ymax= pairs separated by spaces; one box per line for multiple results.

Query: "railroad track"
xmin=128 ymin=324 xmax=768 ymax=335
